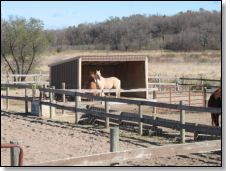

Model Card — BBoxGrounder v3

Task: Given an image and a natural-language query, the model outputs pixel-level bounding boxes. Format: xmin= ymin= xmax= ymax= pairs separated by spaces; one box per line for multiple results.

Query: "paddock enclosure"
xmin=49 ymin=56 xmax=148 ymax=98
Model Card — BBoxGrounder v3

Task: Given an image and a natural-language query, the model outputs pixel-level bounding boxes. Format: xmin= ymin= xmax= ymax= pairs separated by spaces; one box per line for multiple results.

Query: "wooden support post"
xmin=33 ymin=75 xmax=36 ymax=84
xmin=49 ymin=87 xmax=53 ymax=119
xmin=52 ymin=86 xmax=55 ymax=99
xmin=138 ymin=104 xmax=143 ymax=136
xmin=6 ymin=86 xmax=9 ymax=110
xmin=158 ymin=74 xmax=161 ymax=91
xmin=6 ymin=72 xmax=9 ymax=84
xmin=194 ymin=123 xmax=199 ymax=141
xmin=152 ymin=91 xmax=157 ymax=134
xmin=75 ymin=94 xmax=79 ymax=124
xmin=32 ymin=84 xmax=36 ymax=101
xmin=10 ymin=140 xmax=22 ymax=166
xmin=188 ymin=86 xmax=191 ymax=106
xmin=110 ymin=127 xmax=119 ymax=152
xmin=180 ymin=101 xmax=185 ymax=144
xmin=201 ymin=77 xmax=203 ymax=86
xmin=203 ymin=87 xmax=207 ymax=107
xmin=39 ymin=86 xmax=43 ymax=117
xmin=105 ymin=101 xmax=110 ymax=128
xmin=25 ymin=88 xmax=28 ymax=113
xmin=62 ymin=82 xmax=65 ymax=114
xmin=176 ymin=76 xmax=179 ymax=91
xmin=152 ymin=90 xmax=157 ymax=115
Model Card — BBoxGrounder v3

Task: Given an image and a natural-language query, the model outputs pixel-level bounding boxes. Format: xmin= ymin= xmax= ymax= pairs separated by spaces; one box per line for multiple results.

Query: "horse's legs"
xmin=215 ymin=114 xmax=220 ymax=127
xmin=211 ymin=113 xmax=216 ymax=126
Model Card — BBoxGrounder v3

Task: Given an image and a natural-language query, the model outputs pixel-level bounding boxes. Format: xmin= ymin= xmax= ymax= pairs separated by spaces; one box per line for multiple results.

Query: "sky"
xmin=1 ymin=1 xmax=221 ymax=30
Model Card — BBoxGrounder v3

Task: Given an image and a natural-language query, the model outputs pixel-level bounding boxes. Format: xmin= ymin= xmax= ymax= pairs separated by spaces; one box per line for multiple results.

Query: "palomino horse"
xmin=208 ymin=88 xmax=221 ymax=127
xmin=95 ymin=70 xmax=121 ymax=98
xmin=88 ymin=71 xmax=98 ymax=101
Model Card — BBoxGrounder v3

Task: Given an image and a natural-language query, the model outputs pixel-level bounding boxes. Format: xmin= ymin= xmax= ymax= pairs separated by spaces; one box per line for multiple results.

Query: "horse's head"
xmin=90 ymin=71 xmax=96 ymax=79
xmin=95 ymin=70 xmax=101 ymax=80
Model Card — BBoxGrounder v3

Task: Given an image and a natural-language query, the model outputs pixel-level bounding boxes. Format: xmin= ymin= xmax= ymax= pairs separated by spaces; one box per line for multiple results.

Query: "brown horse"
xmin=208 ymin=88 xmax=221 ymax=127
xmin=88 ymin=71 xmax=98 ymax=101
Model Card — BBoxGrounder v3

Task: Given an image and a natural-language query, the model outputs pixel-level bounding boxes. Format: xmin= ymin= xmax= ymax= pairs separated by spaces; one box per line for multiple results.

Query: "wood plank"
xmin=1 ymin=74 xmax=49 ymax=77
xmin=180 ymin=77 xmax=220 ymax=82
xmin=57 ymin=88 xmax=158 ymax=93
xmin=154 ymin=117 xmax=221 ymax=136
xmin=40 ymin=101 xmax=221 ymax=136
xmin=1 ymin=95 xmax=33 ymax=101
xmin=1 ymin=81 xmax=49 ymax=84
xmin=148 ymin=83 xmax=176 ymax=86
xmin=29 ymin=140 xmax=221 ymax=166
xmin=1 ymin=84 xmax=33 ymax=89
xmin=39 ymin=87 xmax=221 ymax=113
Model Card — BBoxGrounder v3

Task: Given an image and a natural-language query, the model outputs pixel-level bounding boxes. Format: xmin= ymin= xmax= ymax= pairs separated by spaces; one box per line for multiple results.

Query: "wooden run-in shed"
xmin=49 ymin=56 xmax=148 ymax=98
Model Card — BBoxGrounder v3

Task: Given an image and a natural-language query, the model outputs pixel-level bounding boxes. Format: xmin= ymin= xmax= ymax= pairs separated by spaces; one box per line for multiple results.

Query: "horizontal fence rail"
xmin=59 ymin=88 xmax=158 ymax=93
xmin=1 ymin=84 xmax=33 ymax=89
xmin=39 ymin=88 xmax=221 ymax=113
xmin=148 ymin=75 xmax=221 ymax=88
xmin=1 ymin=73 xmax=49 ymax=85
xmin=180 ymin=77 xmax=221 ymax=82
xmin=30 ymin=140 xmax=221 ymax=166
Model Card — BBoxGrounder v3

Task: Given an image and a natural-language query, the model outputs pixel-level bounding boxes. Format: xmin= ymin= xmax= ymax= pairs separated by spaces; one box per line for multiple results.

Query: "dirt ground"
xmin=1 ymin=91 xmax=221 ymax=166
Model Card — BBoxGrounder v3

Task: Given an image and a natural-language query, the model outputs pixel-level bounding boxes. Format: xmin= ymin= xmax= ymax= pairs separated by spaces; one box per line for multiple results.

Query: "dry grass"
xmin=28 ymin=50 xmax=221 ymax=80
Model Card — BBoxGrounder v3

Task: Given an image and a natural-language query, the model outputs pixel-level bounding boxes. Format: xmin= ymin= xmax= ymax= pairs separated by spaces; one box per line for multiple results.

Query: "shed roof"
xmin=49 ymin=55 xmax=147 ymax=67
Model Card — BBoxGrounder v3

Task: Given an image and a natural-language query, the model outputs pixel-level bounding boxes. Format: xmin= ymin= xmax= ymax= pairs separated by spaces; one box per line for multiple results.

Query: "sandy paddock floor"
xmin=1 ymin=89 xmax=221 ymax=166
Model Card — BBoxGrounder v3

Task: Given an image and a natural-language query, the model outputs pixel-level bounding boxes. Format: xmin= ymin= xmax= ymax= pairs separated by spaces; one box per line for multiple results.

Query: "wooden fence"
xmin=1 ymin=73 xmax=49 ymax=85
xmin=1 ymin=84 xmax=36 ymax=113
xmin=1 ymin=84 xmax=222 ymax=166
xmin=30 ymin=140 xmax=221 ymax=166
xmin=148 ymin=75 xmax=221 ymax=88
xmin=1 ymin=84 xmax=221 ymax=138
xmin=39 ymin=86 xmax=221 ymax=137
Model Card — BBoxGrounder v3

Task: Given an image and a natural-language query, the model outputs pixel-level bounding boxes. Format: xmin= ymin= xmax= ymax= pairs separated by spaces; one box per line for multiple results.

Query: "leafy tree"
xmin=1 ymin=16 xmax=55 ymax=81
xmin=51 ymin=10 xmax=221 ymax=51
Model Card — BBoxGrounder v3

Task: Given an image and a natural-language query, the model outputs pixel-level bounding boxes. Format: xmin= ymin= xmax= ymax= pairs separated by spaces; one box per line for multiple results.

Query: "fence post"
xmin=7 ymin=72 xmax=9 ymax=84
xmin=158 ymin=74 xmax=161 ymax=91
xmin=75 ymin=93 xmax=79 ymax=124
xmin=10 ymin=140 xmax=22 ymax=166
xmin=33 ymin=74 xmax=36 ymax=84
xmin=39 ymin=71 xmax=41 ymax=84
xmin=203 ymin=87 xmax=207 ymax=107
xmin=180 ymin=101 xmax=185 ymax=144
xmin=176 ymin=76 xmax=179 ymax=91
xmin=49 ymin=87 xmax=53 ymax=119
xmin=105 ymin=101 xmax=110 ymax=128
xmin=138 ymin=104 xmax=143 ymax=136
xmin=62 ymin=82 xmax=66 ymax=114
xmin=39 ymin=85 xmax=43 ymax=117
xmin=201 ymin=77 xmax=203 ymax=86
xmin=152 ymin=90 xmax=157 ymax=115
xmin=188 ymin=86 xmax=191 ymax=106
xmin=110 ymin=127 xmax=119 ymax=152
xmin=25 ymin=88 xmax=28 ymax=114
xmin=152 ymin=90 xmax=157 ymax=134
xmin=32 ymin=84 xmax=36 ymax=101
xmin=194 ymin=123 xmax=199 ymax=141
